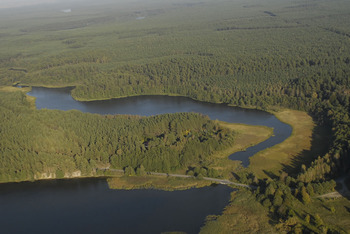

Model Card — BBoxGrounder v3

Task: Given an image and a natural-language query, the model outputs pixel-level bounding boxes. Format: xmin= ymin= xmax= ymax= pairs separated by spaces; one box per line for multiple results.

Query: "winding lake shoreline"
xmin=27 ymin=86 xmax=293 ymax=167
xmin=0 ymin=85 xmax=295 ymax=233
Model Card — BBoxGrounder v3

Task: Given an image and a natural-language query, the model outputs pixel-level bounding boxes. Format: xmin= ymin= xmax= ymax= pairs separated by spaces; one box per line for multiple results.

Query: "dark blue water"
xmin=28 ymin=86 xmax=292 ymax=167
xmin=0 ymin=178 xmax=233 ymax=234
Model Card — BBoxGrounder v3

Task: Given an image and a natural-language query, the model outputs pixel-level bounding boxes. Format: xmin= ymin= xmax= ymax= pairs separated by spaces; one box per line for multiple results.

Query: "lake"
xmin=28 ymin=87 xmax=292 ymax=167
xmin=0 ymin=86 xmax=292 ymax=234
xmin=0 ymin=178 xmax=233 ymax=234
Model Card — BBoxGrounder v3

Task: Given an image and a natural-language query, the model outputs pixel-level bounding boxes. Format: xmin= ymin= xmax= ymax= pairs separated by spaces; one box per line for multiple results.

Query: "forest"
xmin=0 ymin=90 xmax=235 ymax=182
xmin=0 ymin=0 xmax=350 ymax=232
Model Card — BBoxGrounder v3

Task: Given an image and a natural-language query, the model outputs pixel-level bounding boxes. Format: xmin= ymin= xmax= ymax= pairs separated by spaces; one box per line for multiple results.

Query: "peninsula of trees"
xmin=0 ymin=90 xmax=235 ymax=182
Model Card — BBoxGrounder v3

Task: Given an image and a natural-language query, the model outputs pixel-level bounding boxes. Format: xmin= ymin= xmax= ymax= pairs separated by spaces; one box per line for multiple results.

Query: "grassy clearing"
xmin=249 ymin=109 xmax=314 ymax=178
xmin=0 ymin=85 xmax=32 ymax=95
xmin=107 ymin=175 xmax=212 ymax=191
xmin=0 ymin=86 xmax=36 ymax=108
xmin=0 ymin=86 xmax=28 ymax=92
xmin=200 ymin=190 xmax=275 ymax=233
xmin=219 ymin=122 xmax=273 ymax=151
xmin=105 ymin=121 xmax=274 ymax=190
xmin=209 ymin=121 xmax=273 ymax=177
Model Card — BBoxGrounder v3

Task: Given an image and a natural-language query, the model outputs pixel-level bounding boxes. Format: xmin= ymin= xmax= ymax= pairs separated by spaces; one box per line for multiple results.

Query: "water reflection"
xmin=0 ymin=178 xmax=233 ymax=234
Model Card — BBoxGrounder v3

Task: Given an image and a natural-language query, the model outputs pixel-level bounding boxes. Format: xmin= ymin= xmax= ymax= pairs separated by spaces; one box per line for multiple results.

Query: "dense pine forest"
xmin=1 ymin=0 xmax=348 ymax=182
xmin=0 ymin=90 xmax=234 ymax=182
xmin=0 ymin=0 xmax=350 ymax=232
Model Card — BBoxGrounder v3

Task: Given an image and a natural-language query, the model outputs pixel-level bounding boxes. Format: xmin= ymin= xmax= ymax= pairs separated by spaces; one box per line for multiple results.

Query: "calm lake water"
xmin=28 ymin=86 xmax=292 ymax=167
xmin=0 ymin=87 xmax=292 ymax=234
xmin=0 ymin=178 xmax=233 ymax=234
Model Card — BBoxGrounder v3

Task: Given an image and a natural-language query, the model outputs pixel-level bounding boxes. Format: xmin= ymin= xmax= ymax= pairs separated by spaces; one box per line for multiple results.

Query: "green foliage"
xmin=306 ymin=183 xmax=315 ymax=196
xmin=265 ymin=183 xmax=276 ymax=197
xmin=300 ymin=186 xmax=311 ymax=204
xmin=124 ymin=166 xmax=136 ymax=176
xmin=305 ymin=214 xmax=310 ymax=224
xmin=136 ymin=165 xmax=146 ymax=176
xmin=0 ymin=0 xmax=349 ymax=184
xmin=1 ymin=0 xmax=348 ymax=185
xmin=0 ymin=91 xmax=235 ymax=183
xmin=310 ymin=180 xmax=336 ymax=195
xmin=186 ymin=166 xmax=220 ymax=178
xmin=252 ymin=178 xmax=350 ymax=233
xmin=207 ymin=168 xmax=219 ymax=178
xmin=1 ymin=0 xmax=350 ymax=232
xmin=330 ymin=206 xmax=336 ymax=214
xmin=273 ymin=190 xmax=283 ymax=207
xmin=262 ymin=199 xmax=272 ymax=208
xmin=292 ymin=223 xmax=303 ymax=234
xmin=288 ymin=209 xmax=296 ymax=218
xmin=186 ymin=170 xmax=194 ymax=176
xmin=56 ymin=170 xmax=64 ymax=179
xmin=313 ymin=214 xmax=324 ymax=227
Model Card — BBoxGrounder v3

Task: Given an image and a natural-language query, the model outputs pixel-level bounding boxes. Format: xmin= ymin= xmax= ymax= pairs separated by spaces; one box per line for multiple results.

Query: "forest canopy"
xmin=0 ymin=0 xmax=349 ymax=189
xmin=0 ymin=90 xmax=235 ymax=182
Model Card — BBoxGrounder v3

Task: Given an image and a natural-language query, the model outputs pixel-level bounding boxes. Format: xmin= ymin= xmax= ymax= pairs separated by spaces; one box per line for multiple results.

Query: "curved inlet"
xmin=28 ymin=87 xmax=292 ymax=167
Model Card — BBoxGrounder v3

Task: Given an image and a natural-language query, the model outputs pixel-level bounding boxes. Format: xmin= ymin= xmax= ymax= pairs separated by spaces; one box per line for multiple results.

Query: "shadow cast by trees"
xmin=278 ymin=120 xmax=350 ymax=200
xmin=262 ymin=170 xmax=279 ymax=180
xmin=345 ymin=206 xmax=350 ymax=213
xmin=281 ymin=123 xmax=331 ymax=177
xmin=334 ymin=176 xmax=350 ymax=200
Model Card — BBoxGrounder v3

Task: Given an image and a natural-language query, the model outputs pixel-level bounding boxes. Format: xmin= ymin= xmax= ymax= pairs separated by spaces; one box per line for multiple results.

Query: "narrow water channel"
xmin=27 ymin=86 xmax=292 ymax=167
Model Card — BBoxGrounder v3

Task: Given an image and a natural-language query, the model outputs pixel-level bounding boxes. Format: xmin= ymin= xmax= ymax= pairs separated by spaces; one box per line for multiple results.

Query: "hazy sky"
xmin=0 ymin=0 xmax=129 ymax=9
xmin=0 ymin=0 xmax=58 ymax=9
